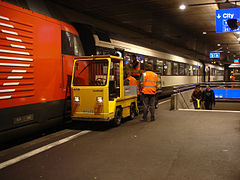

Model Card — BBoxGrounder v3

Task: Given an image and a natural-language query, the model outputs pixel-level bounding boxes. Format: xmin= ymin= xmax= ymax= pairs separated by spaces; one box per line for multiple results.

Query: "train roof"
xmin=74 ymin=55 xmax=123 ymax=60
xmin=0 ymin=0 xmax=78 ymax=36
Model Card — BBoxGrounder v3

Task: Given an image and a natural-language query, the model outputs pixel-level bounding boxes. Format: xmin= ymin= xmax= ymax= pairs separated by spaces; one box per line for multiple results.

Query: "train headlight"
xmin=96 ymin=96 xmax=103 ymax=103
xmin=74 ymin=96 xmax=80 ymax=102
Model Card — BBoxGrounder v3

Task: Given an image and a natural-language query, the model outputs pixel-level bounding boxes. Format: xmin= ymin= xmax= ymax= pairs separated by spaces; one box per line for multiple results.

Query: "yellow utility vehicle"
xmin=71 ymin=55 xmax=138 ymax=126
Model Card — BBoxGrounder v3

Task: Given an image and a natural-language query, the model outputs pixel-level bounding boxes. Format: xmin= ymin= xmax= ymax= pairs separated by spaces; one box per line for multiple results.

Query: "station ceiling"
xmin=50 ymin=0 xmax=240 ymax=64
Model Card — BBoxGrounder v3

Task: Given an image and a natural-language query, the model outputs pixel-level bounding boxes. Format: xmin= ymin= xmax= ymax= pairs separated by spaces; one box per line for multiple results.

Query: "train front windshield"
xmin=73 ymin=59 xmax=109 ymax=86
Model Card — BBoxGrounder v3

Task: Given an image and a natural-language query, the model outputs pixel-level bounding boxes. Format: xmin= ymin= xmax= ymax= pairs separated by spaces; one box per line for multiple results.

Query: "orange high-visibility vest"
xmin=142 ymin=71 xmax=157 ymax=95
xmin=126 ymin=76 xmax=139 ymax=95
xmin=126 ymin=76 xmax=137 ymax=86
xmin=135 ymin=62 xmax=140 ymax=71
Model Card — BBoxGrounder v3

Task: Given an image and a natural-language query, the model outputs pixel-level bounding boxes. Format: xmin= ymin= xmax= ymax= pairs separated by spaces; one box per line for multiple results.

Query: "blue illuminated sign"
xmin=210 ymin=52 xmax=220 ymax=58
xmin=213 ymin=89 xmax=240 ymax=99
xmin=216 ymin=8 xmax=240 ymax=33
xmin=234 ymin=59 xmax=239 ymax=63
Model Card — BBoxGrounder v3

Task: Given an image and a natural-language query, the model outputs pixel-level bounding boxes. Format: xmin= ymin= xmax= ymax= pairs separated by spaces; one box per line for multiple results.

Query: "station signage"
xmin=216 ymin=8 xmax=240 ymax=33
xmin=209 ymin=52 xmax=220 ymax=58
xmin=234 ymin=58 xmax=239 ymax=63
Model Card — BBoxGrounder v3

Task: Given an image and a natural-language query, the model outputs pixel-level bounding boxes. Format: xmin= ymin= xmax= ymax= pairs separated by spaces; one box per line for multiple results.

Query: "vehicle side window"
xmin=164 ymin=61 xmax=172 ymax=75
xmin=61 ymin=30 xmax=74 ymax=56
xmin=179 ymin=63 xmax=185 ymax=75
xmin=73 ymin=36 xmax=84 ymax=56
xmin=185 ymin=64 xmax=190 ymax=76
xmin=193 ymin=65 xmax=199 ymax=76
xmin=156 ymin=60 xmax=163 ymax=75
xmin=173 ymin=62 xmax=178 ymax=75
xmin=61 ymin=30 xmax=84 ymax=56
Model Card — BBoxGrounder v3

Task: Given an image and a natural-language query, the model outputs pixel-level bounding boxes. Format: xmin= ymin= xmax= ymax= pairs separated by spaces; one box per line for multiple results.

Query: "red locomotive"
xmin=0 ymin=1 xmax=83 ymax=137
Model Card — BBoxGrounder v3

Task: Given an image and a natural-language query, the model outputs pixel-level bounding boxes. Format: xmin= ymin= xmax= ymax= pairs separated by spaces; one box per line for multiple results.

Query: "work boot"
xmin=142 ymin=116 xmax=147 ymax=121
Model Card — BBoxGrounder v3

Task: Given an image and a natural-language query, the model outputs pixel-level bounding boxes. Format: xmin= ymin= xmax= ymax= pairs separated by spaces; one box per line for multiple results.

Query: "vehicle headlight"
xmin=74 ymin=96 xmax=80 ymax=102
xmin=96 ymin=96 xmax=103 ymax=103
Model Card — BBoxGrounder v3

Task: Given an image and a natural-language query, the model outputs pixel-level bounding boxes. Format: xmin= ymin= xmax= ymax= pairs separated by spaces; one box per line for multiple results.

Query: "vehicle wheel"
xmin=112 ymin=107 xmax=122 ymax=126
xmin=129 ymin=103 xmax=136 ymax=120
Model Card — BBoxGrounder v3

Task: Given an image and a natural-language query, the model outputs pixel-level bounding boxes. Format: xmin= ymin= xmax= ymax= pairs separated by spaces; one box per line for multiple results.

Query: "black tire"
xmin=129 ymin=103 xmax=136 ymax=120
xmin=112 ymin=107 xmax=122 ymax=126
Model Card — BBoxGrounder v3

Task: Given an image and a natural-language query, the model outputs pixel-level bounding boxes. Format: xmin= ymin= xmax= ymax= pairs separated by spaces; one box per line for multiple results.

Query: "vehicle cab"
xmin=71 ymin=55 xmax=138 ymax=126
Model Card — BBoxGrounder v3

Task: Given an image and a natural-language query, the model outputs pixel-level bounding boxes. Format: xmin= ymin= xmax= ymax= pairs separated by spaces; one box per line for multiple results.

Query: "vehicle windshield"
xmin=73 ymin=59 xmax=108 ymax=86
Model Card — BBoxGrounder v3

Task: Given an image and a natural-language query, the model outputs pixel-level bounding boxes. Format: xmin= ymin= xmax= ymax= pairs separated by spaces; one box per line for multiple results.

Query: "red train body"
xmin=0 ymin=1 xmax=83 ymax=133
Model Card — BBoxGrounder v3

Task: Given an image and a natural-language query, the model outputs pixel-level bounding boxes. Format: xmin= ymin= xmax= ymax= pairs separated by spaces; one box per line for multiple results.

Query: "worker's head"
xmin=131 ymin=55 xmax=137 ymax=61
xmin=145 ymin=63 xmax=153 ymax=71
xmin=206 ymin=85 xmax=210 ymax=91
xmin=195 ymin=84 xmax=200 ymax=90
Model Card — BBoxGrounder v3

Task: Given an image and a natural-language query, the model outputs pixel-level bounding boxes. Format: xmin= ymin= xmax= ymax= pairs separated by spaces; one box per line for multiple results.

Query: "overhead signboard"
xmin=209 ymin=52 xmax=220 ymax=58
xmin=234 ymin=58 xmax=239 ymax=63
xmin=216 ymin=8 xmax=240 ymax=33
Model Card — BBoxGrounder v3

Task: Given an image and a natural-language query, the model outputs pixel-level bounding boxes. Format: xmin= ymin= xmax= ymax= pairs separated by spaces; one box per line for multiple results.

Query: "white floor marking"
xmin=0 ymin=130 xmax=91 ymax=170
xmin=178 ymin=109 xmax=240 ymax=113
xmin=158 ymin=99 xmax=171 ymax=105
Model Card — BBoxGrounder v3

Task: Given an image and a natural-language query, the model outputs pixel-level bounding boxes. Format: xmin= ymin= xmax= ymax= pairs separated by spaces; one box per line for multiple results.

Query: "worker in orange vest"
xmin=140 ymin=63 xmax=157 ymax=121
xmin=124 ymin=68 xmax=138 ymax=95
xmin=132 ymin=55 xmax=140 ymax=76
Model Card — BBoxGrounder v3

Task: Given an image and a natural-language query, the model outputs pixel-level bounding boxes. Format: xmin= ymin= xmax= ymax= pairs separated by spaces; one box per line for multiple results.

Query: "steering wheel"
xmin=95 ymin=78 xmax=105 ymax=85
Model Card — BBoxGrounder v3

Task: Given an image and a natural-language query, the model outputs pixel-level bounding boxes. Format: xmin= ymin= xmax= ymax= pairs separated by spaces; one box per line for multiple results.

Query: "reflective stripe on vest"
xmin=142 ymin=71 xmax=157 ymax=94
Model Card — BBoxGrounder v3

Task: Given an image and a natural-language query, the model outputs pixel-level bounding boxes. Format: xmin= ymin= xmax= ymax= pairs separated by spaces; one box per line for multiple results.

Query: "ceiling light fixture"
xmin=217 ymin=43 xmax=221 ymax=46
xmin=179 ymin=4 xmax=186 ymax=10
xmin=202 ymin=32 xmax=207 ymax=35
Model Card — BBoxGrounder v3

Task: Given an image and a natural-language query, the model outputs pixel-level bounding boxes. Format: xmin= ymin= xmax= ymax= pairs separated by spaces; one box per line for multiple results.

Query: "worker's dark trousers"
xmin=142 ymin=94 xmax=155 ymax=120
xmin=204 ymin=101 xmax=213 ymax=110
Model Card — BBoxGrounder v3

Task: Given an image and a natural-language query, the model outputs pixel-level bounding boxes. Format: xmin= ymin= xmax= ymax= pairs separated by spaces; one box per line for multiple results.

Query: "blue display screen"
xmin=209 ymin=52 xmax=220 ymax=58
xmin=211 ymin=89 xmax=240 ymax=99
xmin=234 ymin=59 xmax=239 ymax=63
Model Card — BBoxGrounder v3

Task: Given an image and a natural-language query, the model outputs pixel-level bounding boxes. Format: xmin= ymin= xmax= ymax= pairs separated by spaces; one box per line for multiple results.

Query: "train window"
xmin=179 ymin=63 xmax=185 ymax=75
xmin=61 ymin=31 xmax=74 ymax=56
xmin=164 ymin=61 xmax=172 ymax=75
xmin=193 ymin=65 xmax=199 ymax=76
xmin=211 ymin=68 xmax=216 ymax=76
xmin=216 ymin=70 xmax=224 ymax=76
xmin=185 ymin=64 xmax=190 ymax=76
xmin=148 ymin=59 xmax=154 ymax=66
xmin=190 ymin=65 xmax=193 ymax=75
xmin=173 ymin=62 xmax=178 ymax=75
xmin=73 ymin=36 xmax=84 ymax=56
xmin=61 ymin=31 xmax=84 ymax=56
xmin=156 ymin=60 xmax=163 ymax=75
xmin=140 ymin=56 xmax=145 ymax=70
xmin=144 ymin=57 xmax=149 ymax=70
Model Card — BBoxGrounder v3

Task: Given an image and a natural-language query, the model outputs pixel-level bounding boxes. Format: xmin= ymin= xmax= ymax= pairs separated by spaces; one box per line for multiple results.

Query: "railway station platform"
xmin=0 ymin=99 xmax=239 ymax=180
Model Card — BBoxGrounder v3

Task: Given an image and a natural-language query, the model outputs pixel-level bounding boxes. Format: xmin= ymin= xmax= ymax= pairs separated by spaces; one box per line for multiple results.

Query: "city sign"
xmin=209 ymin=52 xmax=220 ymax=58
xmin=216 ymin=8 xmax=240 ymax=33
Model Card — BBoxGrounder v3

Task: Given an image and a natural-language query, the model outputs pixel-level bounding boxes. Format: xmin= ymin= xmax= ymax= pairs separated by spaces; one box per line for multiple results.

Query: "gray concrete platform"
xmin=0 ymin=100 xmax=240 ymax=180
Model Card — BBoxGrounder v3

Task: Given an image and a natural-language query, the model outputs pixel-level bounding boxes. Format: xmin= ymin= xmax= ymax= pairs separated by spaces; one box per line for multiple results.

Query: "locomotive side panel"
xmin=0 ymin=2 xmax=68 ymax=131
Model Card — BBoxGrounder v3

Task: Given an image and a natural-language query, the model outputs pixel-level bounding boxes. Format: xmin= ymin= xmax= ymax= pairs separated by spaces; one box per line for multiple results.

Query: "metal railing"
xmin=173 ymin=82 xmax=240 ymax=94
